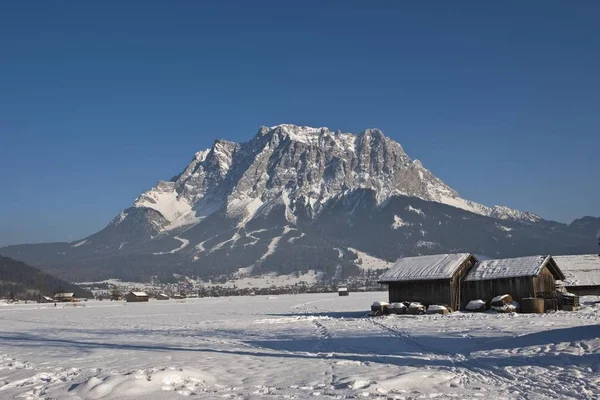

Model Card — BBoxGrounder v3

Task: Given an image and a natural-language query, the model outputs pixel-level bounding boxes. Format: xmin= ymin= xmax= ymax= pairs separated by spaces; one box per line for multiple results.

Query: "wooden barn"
xmin=554 ymin=255 xmax=600 ymax=296
xmin=462 ymin=255 xmax=565 ymax=307
xmin=378 ymin=253 xmax=477 ymax=311
xmin=156 ymin=293 xmax=170 ymax=300
xmin=39 ymin=296 xmax=56 ymax=304
xmin=125 ymin=291 xmax=150 ymax=302
xmin=54 ymin=292 xmax=75 ymax=302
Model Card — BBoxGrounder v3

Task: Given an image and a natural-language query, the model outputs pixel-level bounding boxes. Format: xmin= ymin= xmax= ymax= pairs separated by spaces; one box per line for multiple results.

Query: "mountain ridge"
xmin=1 ymin=124 xmax=597 ymax=283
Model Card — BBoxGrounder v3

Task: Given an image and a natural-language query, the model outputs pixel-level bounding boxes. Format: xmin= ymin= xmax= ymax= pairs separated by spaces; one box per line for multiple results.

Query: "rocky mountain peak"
xmin=129 ymin=124 xmax=540 ymax=231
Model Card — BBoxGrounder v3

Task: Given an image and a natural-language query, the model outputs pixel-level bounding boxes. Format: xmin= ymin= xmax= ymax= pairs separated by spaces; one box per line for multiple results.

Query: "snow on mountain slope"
xmin=134 ymin=181 xmax=194 ymax=226
xmin=131 ymin=124 xmax=538 ymax=231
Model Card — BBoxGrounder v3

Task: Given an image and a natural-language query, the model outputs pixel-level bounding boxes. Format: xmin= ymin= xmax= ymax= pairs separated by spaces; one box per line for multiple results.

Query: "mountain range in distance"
xmin=2 ymin=124 xmax=598 ymax=283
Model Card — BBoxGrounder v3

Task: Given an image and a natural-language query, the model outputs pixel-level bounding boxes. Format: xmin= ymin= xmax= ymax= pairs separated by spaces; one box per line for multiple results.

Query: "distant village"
xmin=82 ymin=269 xmax=387 ymax=301
xmin=2 ymin=252 xmax=599 ymax=316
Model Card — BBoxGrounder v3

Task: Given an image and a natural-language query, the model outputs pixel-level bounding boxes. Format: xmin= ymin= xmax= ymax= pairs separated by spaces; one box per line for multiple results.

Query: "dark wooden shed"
xmin=378 ymin=253 xmax=477 ymax=311
xmin=461 ymin=255 xmax=564 ymax=308
xmin=125 ymin=291 xmax=150 ymax=302
xmin=54 ymin=292 xmax=75 ymax=303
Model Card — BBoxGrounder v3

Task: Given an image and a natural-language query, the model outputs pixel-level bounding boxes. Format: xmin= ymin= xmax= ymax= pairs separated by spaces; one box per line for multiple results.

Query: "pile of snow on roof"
xmin=553 ymin=254 xmax=600 ymax=286
xmin=465 ymin=256 xmax=551 ymax=281
xmin=379 ymin=253 xmax=472 ymax=282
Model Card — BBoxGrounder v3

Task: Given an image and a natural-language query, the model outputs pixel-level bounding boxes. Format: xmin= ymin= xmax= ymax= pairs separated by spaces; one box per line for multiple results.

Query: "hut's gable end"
xmin=533 ymin=264 xmax=559 ymax=297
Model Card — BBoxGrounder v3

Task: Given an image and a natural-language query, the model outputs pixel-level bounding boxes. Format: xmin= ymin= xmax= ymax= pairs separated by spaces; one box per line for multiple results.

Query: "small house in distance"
xmin=39 ymin=296 xmax=56 ymax=304
xmin=125 ymin=291 xmax=150 ymax=302
xmin=553 ymin=255 xmax=600 ymax=296
xmin=156 ymin=293 xmax=170 ymax=300
xmin=462 ymin=255 xmax=565 ymax=306
xmin=338 ymin=287 xmax=349 ymax=296
xmin=378 ymin=253 xmax=477 ymax=311
xmin=54 ymin=293 xmax=75 ymax=302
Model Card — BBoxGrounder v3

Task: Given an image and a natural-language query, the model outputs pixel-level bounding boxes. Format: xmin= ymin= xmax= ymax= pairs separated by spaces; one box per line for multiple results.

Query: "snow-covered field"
xmin=1 ymin=293 xmax=599 ymax=399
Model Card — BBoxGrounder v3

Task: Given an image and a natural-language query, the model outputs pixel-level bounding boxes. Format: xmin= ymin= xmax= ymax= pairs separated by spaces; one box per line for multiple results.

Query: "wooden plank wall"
xmin=388 ymin=280 xmax=452 ymax=309
xmin=462 ymin=277 xmax=536 ymax=306
xmin=532 ymin=266 xmax=557 ymax=296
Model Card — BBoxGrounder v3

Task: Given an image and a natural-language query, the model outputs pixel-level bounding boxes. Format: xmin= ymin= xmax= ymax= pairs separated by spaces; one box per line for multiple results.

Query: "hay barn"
xmin=125 ymin=291 xmax=150 ymax=302
xmin=378 ymin=253 xmax=477 ymax=311
xmin=553 ymin=254 xmax=600 ymax=296
xmin=54 ymin=293 xmax=75 ymax=302
xmin=462 ymin=255 xmax=565 ymax=307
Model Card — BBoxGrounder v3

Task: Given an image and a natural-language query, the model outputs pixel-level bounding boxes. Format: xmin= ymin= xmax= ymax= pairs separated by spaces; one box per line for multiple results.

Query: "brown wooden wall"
xmin=385 ymin=256 xmax=477 ymax=311
xmin=532 ymin=265 xmax=557 ymax=296
xmin=388 ymin=280 xmax=453 ymax=309
xmin=461 ymin=277 xmax=535 ymax=307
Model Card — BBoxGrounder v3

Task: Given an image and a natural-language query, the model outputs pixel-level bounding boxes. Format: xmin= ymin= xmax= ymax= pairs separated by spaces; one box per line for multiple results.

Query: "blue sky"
xmin=1 ymin=1 xmax=598 ymax=246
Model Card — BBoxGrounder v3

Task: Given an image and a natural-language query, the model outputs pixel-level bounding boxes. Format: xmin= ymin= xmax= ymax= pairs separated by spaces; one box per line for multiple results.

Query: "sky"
xmin=1 ymin=1 xmax=599 ymax=246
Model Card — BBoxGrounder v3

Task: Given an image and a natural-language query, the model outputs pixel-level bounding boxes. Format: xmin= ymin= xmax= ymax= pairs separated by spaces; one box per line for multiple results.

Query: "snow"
xmin=465 ymin=255 xmax=558 ymax=281
xmin=391 ymin=215 xmax=409 ymax=229
xmin=153 ymin=236 xmax=189 ymax=255
xmin=257 ymin=226 xmax=294 ymax=262
xmin=130 ymin=292 xmax=148 ymax=297
xmin=492 ymin=294 xmax=511 ymax=303
xmin=1 ymin=293 xmax=600 ymax=399
xmin=554 ymin=254 xmax=600 ymax=287
xmin=379 ymin=253 xmax=472 ymax=282
xmin=71 ymin=239 xmax=89 ymax=248
xmin=288 ymin=232 xmax=304 ymax=243
xmin=416 ymin=240 xmax=438 ymax=248
xmin=407 ymin=205 xmax=425 ymax=216
xmin=427 ymin=305 xmax=448 ymax=312
xmin=466 ymin=299 xmax=486 ymax=310
xmin=347 ymin=248 xmax=395 ymax=270
xmin=200 ymin=270 xmax=321 ymax=288
xmin=372 ymin=301 xmax=390 ymax=307
xmin=227 ymin=196 xmax=264 ymax=228
xmin=134 ymin=182 xmax=194 ymax=223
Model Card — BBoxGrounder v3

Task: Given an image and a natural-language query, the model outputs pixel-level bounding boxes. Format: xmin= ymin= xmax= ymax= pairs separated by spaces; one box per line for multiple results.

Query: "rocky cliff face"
xmin=1 ymin=125 xmax=596 ymax=282
xmin=130 ymin=124 xmax=539 ymax=233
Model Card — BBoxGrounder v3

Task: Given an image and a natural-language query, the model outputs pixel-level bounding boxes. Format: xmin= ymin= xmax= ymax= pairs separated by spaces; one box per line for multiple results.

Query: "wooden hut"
xmin=125 ymin=291 xmax=150 ymax=302
xmin=54 ymin=293 xmax=75 ymax=302
xmin=39 ymin=296 xmax=56 ymax=304
xmin=338 ymin=288 xmax=349 ymax=296
xmin=156 ymin=293 xmax=170 ymax=300
xmin=462 ymin=255 xmax=565 ymax=307
xmin=553 ymin=255 xmax=600 ymax=296
xmin=378 ymin=253 xmax=477 ymax=311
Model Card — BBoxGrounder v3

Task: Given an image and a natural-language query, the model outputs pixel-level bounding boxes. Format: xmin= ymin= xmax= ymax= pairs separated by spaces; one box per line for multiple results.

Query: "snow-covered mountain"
xmin=132 ymin=124 xmax=539 ymax=232
xmin=1 ymin=125 xmax=597 ymax=282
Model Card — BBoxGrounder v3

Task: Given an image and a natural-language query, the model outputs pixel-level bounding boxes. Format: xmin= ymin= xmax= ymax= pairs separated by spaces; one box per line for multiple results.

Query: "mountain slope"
xmin=1 ymin=125 xmax=597 ymax=282
xmin=0 ymin=255 xmax=92 ymax=299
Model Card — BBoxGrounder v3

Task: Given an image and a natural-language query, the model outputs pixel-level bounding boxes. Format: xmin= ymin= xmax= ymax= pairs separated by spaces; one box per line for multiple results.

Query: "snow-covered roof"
xmin=553 ymin=254 xmax=600 ymax=287
xmin=464 ymin=255 xmax=564 ymax=281
xmin=54 ymin=293 xmax=75 ymax=298
xmin=130 ymin=291 xmax=148 ymax=297
xmin=378 ymin=253 xmax=473 ymax=282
